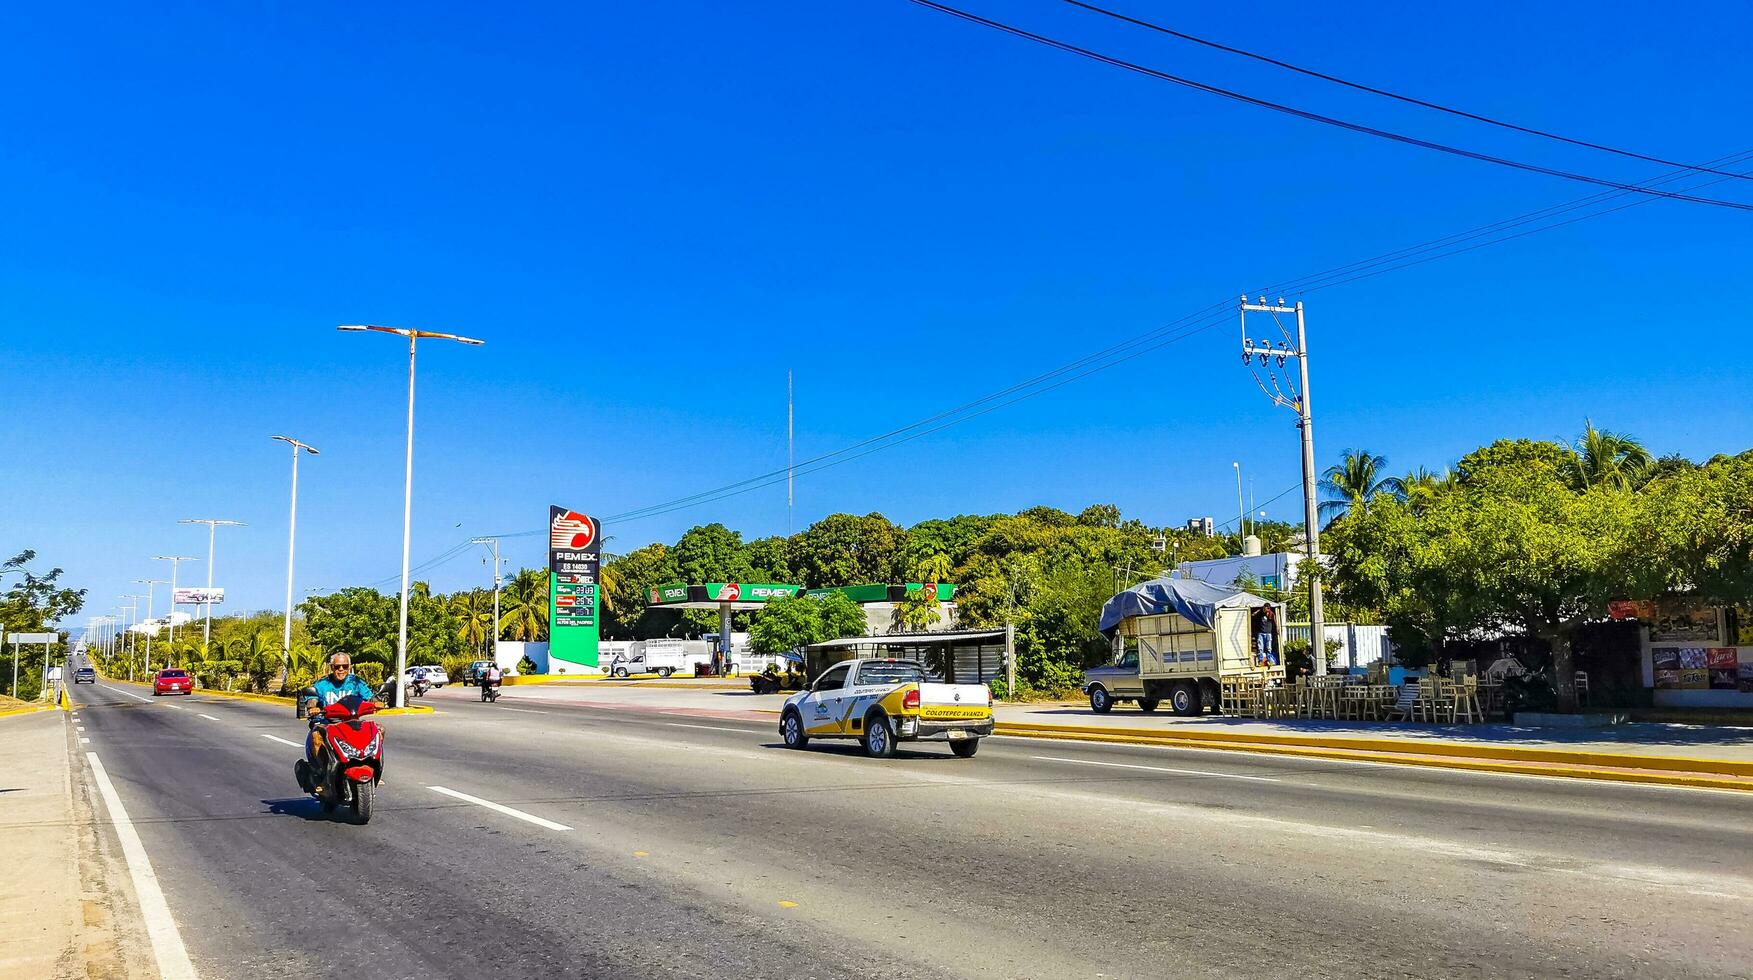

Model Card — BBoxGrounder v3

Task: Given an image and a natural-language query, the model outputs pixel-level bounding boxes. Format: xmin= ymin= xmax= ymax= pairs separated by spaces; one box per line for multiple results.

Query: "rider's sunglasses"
xmin=332 ymin=662 xmax=351 ymax=671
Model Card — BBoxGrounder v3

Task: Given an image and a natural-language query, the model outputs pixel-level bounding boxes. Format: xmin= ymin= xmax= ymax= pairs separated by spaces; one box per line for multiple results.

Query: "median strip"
xmin=993 ymin=722 xmax=1753 ymax=792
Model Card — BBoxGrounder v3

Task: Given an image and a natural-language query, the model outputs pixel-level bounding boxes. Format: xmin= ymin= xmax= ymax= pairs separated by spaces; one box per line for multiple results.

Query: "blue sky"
xmin=3 ymin=0 xmax=1749 ymax=625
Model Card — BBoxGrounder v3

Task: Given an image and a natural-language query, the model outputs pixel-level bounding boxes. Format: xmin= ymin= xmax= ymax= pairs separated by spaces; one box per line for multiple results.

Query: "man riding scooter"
xmin=479 ymin=661 xmax=503 ymax=702
xmin=297 ymin=652 xmax=376 ymax=793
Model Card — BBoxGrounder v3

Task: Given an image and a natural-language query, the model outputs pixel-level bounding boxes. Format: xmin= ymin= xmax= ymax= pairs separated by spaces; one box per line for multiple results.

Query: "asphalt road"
xmin=68 ymin=678 xmax=1753 ymax=980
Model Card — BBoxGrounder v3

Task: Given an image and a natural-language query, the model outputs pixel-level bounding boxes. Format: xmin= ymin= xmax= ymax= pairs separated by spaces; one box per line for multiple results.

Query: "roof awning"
xmin=807 ymin=629 xmax=1006 ymax=650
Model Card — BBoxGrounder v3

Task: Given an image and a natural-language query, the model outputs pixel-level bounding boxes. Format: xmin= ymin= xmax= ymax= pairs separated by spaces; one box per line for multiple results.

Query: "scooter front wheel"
xmin=350 ymin=780 xmax=374 ymax=825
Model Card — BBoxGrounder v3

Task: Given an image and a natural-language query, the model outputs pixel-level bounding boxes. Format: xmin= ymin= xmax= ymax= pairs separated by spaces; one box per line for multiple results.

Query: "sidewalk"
xmin=0 ymin=710 xmax=151 ymax=978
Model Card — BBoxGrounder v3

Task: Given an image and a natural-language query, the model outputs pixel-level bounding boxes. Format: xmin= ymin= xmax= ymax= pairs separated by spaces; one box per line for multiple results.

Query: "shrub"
xmin=517 ymin=654 xmax=540 ymax=675
xmin=439 ymin=654 xmax=474 ymax=685
xmin=353 ymin=662 xmax=385 ymax=689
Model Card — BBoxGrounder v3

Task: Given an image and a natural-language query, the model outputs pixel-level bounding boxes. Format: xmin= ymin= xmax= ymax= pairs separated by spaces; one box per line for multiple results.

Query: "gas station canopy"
xmin=645 ymin=582 xmax=802 ymax=612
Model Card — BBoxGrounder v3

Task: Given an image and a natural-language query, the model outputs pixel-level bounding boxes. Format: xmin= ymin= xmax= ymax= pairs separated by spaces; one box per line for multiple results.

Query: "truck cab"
xmin=1082 ymin=642 xmax=1152 ymax=713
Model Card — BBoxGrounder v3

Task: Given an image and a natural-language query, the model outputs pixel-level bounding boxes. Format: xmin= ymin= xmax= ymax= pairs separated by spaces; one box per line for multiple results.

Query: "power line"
xmin=905 ymin=0 xmax=1753 ymax=211
xmin=1062 ymin=0 xmax=1752 ymax=181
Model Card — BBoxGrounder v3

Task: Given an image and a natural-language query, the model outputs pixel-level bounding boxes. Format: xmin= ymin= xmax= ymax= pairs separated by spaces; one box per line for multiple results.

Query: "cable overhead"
xmin=1062 ymin=0 xmax=1751 ymax=182
xmin=906 ymin=0 xmax=1753 ymax=211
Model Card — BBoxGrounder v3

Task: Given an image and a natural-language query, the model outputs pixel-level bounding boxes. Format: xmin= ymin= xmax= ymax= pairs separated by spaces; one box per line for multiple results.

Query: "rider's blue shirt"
xmin=311 ymin=674 xmax=375 ymax=707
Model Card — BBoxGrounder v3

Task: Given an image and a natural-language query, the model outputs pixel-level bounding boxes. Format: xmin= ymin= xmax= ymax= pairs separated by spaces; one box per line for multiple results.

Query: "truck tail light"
xmin=903 ymin=687 xmax=920 ymax=710
xmin=987 ymin=687 xmax=994 ymax=707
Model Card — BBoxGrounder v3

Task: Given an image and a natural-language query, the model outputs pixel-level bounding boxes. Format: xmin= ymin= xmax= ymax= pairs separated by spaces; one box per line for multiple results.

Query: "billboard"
xmin=547 ymin=506 xmax=603 ymax=670
xmin=173 ymin=588 xmax=225 ymax=605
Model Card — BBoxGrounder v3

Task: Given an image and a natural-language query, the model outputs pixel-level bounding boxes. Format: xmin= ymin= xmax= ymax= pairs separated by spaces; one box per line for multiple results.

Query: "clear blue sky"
xmin=3 ymin=1 xmax=1749 ymax=626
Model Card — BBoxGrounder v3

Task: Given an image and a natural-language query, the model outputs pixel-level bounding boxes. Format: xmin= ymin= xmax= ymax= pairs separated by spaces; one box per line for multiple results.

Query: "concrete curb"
xmin=0 ymin=704 xmax=57 ymax=719
xmin=991 ymin=721 xmax=1753 ymax=777
xmin=993 ymin=726 xmax=1753 ymax=793
xmin=504 ymin=675 xmax=745 ymax=690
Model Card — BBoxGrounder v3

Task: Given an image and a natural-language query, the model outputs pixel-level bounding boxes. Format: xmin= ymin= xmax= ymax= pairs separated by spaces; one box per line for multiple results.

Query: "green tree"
xmin=499 ymin=569 xmax=550 ymax=642
xmin=1319 ymin=449 xmax=1405 ymax=526
xmin=600 ymin=544 xmax=680 ymax=639
xmin=1565 ymin=419 xmax=1652 ymax=490
xmin=671 ymin=523 xmax=755 ymax=585
xmin=788 ymin=513 xmax=907 ymax=587
xmin=743 ymin=535 xmax=792 ymax=582
xmin=451 ymin=589 xmax=493 ymax=656
xmin=748 ymin=592 xmax=867 ymax=655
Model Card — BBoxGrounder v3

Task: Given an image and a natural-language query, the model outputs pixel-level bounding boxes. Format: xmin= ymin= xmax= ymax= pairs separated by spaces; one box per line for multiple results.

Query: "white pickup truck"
xmin=779 ymin=658 xmax=994 ymax=758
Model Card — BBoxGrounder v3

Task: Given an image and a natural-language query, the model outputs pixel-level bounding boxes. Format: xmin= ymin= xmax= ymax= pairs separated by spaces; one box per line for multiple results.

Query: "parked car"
xmin=73 ymin=666 xmax=96 ymax=684
xmin=152 ymin=668 xmax=194 ymax=696
xmin=405 ymin=665 xmax=448 ymax=688
xmin=463 ymin=660 xmax=496 ymax=686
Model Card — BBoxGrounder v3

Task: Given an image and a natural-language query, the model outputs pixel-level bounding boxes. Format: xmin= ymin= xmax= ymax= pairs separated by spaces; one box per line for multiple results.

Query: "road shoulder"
xmin=0 ymin=710 xmax=155 ymax=978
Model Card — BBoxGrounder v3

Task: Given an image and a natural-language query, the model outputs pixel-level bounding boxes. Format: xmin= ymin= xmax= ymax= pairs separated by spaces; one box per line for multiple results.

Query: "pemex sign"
xmin=547 ymin=505 xmax=602 ymax=670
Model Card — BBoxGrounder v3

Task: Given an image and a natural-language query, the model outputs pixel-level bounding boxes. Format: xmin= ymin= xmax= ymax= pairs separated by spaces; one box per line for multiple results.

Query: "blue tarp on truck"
xmin=1097 ymin=577 xmax=1271 ymax=636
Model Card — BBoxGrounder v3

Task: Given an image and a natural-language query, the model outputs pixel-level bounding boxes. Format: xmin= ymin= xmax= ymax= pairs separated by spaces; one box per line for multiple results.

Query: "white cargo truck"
xmin=1087 ymin=577 xmax=1285 ymax=715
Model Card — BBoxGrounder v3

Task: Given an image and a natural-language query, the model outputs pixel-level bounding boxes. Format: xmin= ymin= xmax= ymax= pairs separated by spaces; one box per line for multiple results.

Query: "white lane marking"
xmin=1031 ymin=755 xmax=1281 ymax=783
xmin=427 ymin=786 xmax=573 ymax=831
xmin=80 ymin=737 xmax=91 ymax=744
xmin=198 ymin=714 xmax=219 ymax=721
xmin=76 ymin=726 xmax=86 ymax=732
xmin=86 ymin=753 xmax=199 ymax=979
xmin=260 ymin=734 xmax=303 ymax=748
xmin=101 ymin=685 xmax=154 ymax=703
xmin=167 ymin=705 xmax=185 ymax=711
xmin=668 ymin=723 xmax=764 ymax=734
xmin=496 ymin=707 xmax=549 ymax=715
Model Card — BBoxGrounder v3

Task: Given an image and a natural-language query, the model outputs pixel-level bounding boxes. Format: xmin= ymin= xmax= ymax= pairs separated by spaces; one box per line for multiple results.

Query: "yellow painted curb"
xmin=503 ymin=674 xmax=744 ymax=689
xmin=0 ymin=704 xmax=56 ymax=720
xmin=992 ymin=721 xmax=1753 ymax=778
xmin=992 ymin=727 xmax=1753 ymax=792
xmin=377 ymin=706 xmax=437 ymax=716
xmin=192 ymin=688 xmax=299 ymax=707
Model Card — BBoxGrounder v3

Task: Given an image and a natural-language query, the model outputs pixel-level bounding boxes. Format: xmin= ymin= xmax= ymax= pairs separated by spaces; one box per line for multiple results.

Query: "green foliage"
xmin=1319 ymin=449 xmax=1405 ymax=526
xmin=748 ymin=592 xmax=868 ymax=654
xmin=517 ymin=654 xmax=540 ymax=675
xmin=499 ymin=569 xmax=550 ymax=642
xmin=353 ymin=662 xmax=385 ymax=689
xmin=787 ymin=513 xmax=906 ymax=587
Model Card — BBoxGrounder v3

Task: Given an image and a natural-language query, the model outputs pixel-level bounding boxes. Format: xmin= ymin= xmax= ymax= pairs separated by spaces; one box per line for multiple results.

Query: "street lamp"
xmin=135 ymin=578 xmax=166 ymax=672
xmin=271 ymin=436 xmax=320 ymax=668
xmin=153 ymin=555 xmax=198 ymax=644
xmin=119 ymin=595 xmax=142 ymax=672
xmin=338 ymin=324 xmax=484 ymax=706
xmin=179 ymin=518 xmax=245 ymax=648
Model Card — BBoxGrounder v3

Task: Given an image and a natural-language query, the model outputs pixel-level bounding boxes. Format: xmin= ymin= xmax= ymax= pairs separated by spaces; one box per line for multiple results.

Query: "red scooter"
xmin=294 ymin=695 xmax=384 ymax=825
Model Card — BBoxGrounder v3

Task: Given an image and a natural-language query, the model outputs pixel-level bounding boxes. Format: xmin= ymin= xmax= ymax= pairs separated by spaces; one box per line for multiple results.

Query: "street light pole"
xmin=272 ymin=436 xmax=320 ymax=670
xmin=471 ymin=537 xmax=505 ymax=665
xmin=339 ymin=324 xmax=484 ymax=707
xmin=180 ymin=519 xmax=244 ymax=649
xmin=135 ymin=578 xmax=166 ymax=674
xmin=1232 ymin=461 xmax=1246 ymax=541
xmin=154 ymin=555 xmax=197 ymax=647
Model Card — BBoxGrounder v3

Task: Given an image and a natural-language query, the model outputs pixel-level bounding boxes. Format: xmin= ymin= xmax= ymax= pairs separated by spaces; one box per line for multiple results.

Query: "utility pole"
xmin=1239 ymin=295 xmax=1326 ymax=675
xmin=787 ymin=370 xmax=795 ymax=535
xmin=471 ymin=537 xmax=506 ymax=663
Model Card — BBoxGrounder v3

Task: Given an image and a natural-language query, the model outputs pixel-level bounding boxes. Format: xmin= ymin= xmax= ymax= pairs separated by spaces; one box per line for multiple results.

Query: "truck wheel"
xmin=1200 ymin=680 xmax=1221 ymax=714
xmin=1088 ymin=686 xmax=1113 ymax=714
xmin=1170 ymin=682 xmax=1200 ymax=716
xmin=950 ymin=738 xmax=980 ymax=758
xmin=862 ymin=713 xmax=896 ymax=759
xmin=781 ymin=711 xmax=809 ymax=749
xmin=1138 ymin=698 xmax=1160 ymax=713
xmin=658 ymin=667 xmax=674 ymax=678
xmin=614 ymin=667 xmax=629 ymax=678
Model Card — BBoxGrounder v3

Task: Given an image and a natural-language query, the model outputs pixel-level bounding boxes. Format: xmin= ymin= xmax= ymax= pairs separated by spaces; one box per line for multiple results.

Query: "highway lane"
xmin=72 ymin=681 xmax=1753 ymax=979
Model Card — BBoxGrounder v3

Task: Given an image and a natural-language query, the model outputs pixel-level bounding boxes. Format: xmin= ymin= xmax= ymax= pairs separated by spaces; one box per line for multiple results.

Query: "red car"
xmin=152 ymin=668 xmax=194 ymax=696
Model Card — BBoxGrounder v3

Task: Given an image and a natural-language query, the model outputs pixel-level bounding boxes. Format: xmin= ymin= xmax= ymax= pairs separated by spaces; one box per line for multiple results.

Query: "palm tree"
xmin=1318 ymin=450 xmax=1406 ymax=525
xmin=1566 ymin=419 xmax=1653 ymax=490
xmin=1401 ymin=465 xmax=1451 ymax=512
xmin=500 ymin=569 xmax=550 ymax=642
xmin=451 ymin=590 xmax=492 ymax=655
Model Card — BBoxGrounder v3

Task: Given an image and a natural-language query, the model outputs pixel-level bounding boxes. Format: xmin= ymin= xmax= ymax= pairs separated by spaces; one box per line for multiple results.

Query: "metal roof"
xmin=806 ymin=629 xmax=1006 ymax=650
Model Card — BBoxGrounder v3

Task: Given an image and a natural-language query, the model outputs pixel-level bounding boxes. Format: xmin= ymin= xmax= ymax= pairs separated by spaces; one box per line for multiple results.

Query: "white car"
xmin=779 ymin=658 xmax=994 ymax=759
xmin=404 ymin=665 xmax=448 ymax=688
